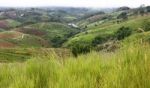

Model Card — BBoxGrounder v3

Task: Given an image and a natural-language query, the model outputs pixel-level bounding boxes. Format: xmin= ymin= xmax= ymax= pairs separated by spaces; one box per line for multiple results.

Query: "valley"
xmin=0 ymin=5 xmax=150 ymax=88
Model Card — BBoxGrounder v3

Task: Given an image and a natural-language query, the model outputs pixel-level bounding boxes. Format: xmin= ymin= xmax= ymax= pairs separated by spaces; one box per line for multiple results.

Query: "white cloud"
xmin=0 ymin=0 xmax=149 ymax=7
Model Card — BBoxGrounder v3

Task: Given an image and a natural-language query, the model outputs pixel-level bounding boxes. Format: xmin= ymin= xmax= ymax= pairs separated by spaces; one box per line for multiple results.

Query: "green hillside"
xmin=123 ymin=31 xmax=150 ymax=45
xmin=0 ymin=19 xmax=21 ymax=30
xmin=0 ymin=31 xmax=49 ymax=48
xmin=0 ymin=48 xmax=71 ymax=62
xmin=0 ymin=6 xmax=150 ymax=88
xmin=15 ymin=22 xmax=80 ymax=47
xmin=65 ymin=15 xmax=150 ymax=47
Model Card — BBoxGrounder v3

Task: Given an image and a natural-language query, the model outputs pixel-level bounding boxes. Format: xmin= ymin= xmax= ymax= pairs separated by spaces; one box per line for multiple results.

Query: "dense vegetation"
xmin=0 ymin=6 xmax=150 ymax=88
xmin=0 ymin=44 xmax=150 ymax=88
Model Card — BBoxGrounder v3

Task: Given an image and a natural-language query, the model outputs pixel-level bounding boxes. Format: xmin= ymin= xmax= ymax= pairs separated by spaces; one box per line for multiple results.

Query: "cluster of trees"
xmin=133 ymin=5 xmax=150 ymax=16
xmin=115 ymin=27 xmax=132 ymax=40
xmin=117 ymin=5 xmax=150 ymax=23
xmin=117 ymin=6 xmax=130 ymax=11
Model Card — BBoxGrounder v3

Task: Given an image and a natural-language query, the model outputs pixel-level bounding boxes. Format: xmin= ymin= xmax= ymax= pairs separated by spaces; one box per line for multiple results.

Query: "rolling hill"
xmin=0 ymin=19 xmax=21 ymax=30
xmin=65 ymin=15 xmax=150 ymax=51
xmin=15 ymin=22 xmax=80 ymax=47
xmin=0 ymin=31 xmax=49 ymax=48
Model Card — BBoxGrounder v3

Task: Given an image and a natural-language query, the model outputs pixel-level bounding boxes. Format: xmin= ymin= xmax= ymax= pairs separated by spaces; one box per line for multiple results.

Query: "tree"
xmin=146 ymin=6 xmax=150 ymax=12
xmin=139 ymin=4 xmax=145 ymax=16
xmin=115 ymin=26 xmax=132 ymax=40
xmin=117 ymin=12 xmax=128 ymax=20
xmin=117 ymin=6 xmax=130 ymax=11
xmin=139 ymin=9 xmax=145 ymax=16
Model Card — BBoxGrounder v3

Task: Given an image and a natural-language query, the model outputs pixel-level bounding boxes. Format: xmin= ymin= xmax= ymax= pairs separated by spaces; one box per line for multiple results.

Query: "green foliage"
xmin=117 ymin=12 xmax=128 ymax=20
xmin=92 ymin=34 xmax=112 ymax=46
xmin=71 ymin=42 xmax=92 ymax=56
xmin=6 ymin=19 xmax=21 ymax=28
xmin=115 ymin=26 xmax=132 ymax=40
xmin=142 ymin=19 xmax=150 ymax=31
xmin=51 ymin=36 xmax=66 ymax=47
xmin=66 ymin=16 xmax=150 ymax=51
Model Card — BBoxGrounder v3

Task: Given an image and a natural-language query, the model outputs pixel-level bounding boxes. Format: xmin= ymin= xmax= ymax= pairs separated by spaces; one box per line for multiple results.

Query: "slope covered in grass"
xmin=0 ymin=44 xmax=149 ymax=88
xmin=65 ymin=15 xmax=150 ymax=47
xmin=0 ymin=48 xmax=71 ymax=62
xmin=123 ymin=31 xmax=150 ymax=43
xmin=15 ymin=22 xmax=80 ymax=47
xmin=0 ymin=31 xmax=49 ymax=48
xmin=0 ymin=19 xmax=21 ymax=30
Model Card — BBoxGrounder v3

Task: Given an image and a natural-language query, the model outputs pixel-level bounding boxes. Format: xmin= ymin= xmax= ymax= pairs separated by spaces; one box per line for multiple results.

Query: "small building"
xmin=68 ymin=23 xmax=78 ymax=28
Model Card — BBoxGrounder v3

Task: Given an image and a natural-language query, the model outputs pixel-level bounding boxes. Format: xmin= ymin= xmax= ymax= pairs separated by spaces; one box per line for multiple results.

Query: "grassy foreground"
xmin=0 ymin=44 xmax=150 ymax=88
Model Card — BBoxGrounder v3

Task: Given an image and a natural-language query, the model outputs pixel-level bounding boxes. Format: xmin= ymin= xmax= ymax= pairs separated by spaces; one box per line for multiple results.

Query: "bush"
xmin=51 ymin=36 xmax=66 ymax=47
xmin=115 ymin=26 xmax=132 ymax=40
xmin=142 ymin=20 xmax=150 ymax=31
xmin=117 ymin=12 xmax=128 ymax=20
xmin=71 ymin=42 xmax=92 ymax=57
xmin=92 ymin=34 xmax=112 ymax=46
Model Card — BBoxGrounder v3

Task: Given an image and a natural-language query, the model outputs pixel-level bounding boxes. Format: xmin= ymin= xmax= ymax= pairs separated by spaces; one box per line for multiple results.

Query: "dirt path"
xmin=21 ymin=34 xmax=25 ymax=39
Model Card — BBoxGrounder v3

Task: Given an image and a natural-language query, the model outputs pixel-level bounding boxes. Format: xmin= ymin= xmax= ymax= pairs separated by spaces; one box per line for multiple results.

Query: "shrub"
xmin=92 ymin=34 xmax=112 ymax=46
xmin=141 ymin=20 xmax=150 ymax=31
xmin=115 ymin=26 xmax=132 ymax=40
xmin=51 ymin=36 xmax=66 ymax=47
xmin=117 ymin=12 xmax=128 ymax=20
xmin=71 ymin=42 xmax=92 ymax=57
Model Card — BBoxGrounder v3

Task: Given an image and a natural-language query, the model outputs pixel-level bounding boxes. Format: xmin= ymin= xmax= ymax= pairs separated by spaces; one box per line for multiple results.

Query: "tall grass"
xmin=0 ymin=44 xmax=150 ymax=88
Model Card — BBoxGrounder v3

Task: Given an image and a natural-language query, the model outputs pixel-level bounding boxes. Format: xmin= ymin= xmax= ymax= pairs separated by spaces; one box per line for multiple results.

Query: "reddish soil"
xmin=0 ymin=20 xmax=9 ymax=29
xmin=16 ymin=28 xmax=46 ymax=36
xmin=0 ymin=31 xmax=22 ymax=39
xmin=0 ymin=42 xmax=16 ymax=48
xmin=87 ymin=14 xmax=105 ymax=22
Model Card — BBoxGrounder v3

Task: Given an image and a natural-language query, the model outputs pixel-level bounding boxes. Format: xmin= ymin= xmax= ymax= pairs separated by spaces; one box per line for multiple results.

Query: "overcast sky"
xmin=0 ymin=0 xmax=149 ymax=8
